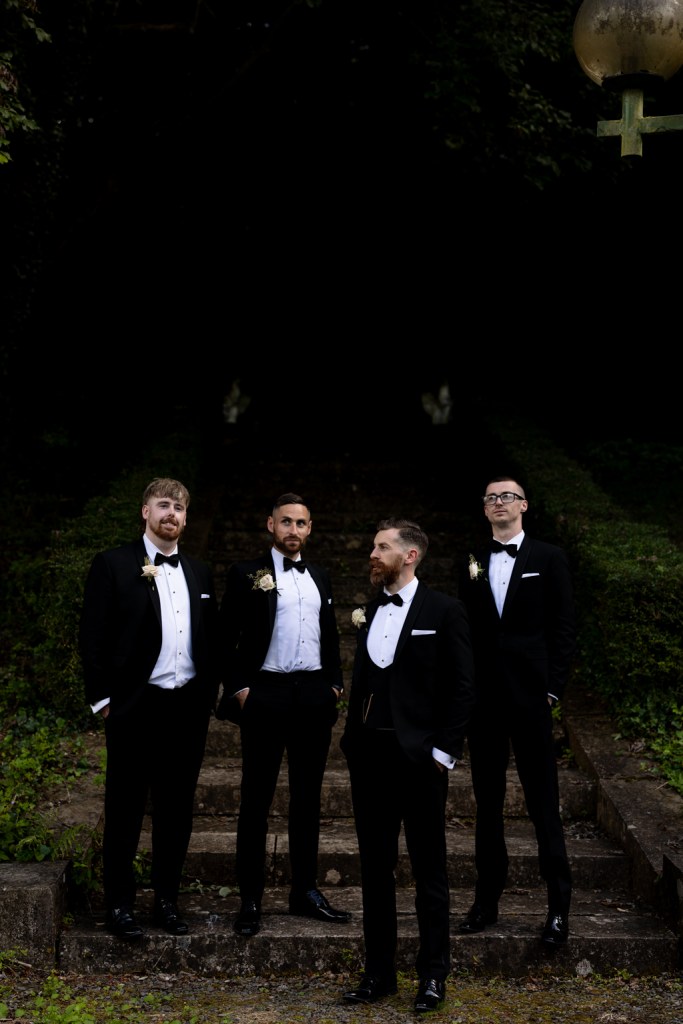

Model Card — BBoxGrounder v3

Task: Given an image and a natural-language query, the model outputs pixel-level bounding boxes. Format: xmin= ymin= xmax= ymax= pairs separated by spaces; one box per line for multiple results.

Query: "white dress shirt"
xmin=261 ymin=548 xmax=322 ymax=673
xmin=489 ymin=530 xmax=525 ymax=616
xmin=144 ymin=538 xmax=195 ymax=689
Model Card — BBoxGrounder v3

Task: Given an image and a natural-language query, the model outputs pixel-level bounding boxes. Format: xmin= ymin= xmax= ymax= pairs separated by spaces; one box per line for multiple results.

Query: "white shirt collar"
xmin=384 ymin=576 xmax=419 ymax=604
xmin=143 ymin=537 xmax=179 ymax=562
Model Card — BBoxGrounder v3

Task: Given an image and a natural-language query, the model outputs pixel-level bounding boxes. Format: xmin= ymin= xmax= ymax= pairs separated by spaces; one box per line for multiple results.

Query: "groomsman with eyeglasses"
xmin=458 ymin=476 xmax=576 ymax=948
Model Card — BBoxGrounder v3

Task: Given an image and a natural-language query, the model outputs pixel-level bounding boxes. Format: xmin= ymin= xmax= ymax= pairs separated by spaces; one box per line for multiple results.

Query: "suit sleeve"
xmin=434 ymin=598 xmax=476 ymax=760
xmin=546 ymin=547 xmax=576 ymax=700
xmin=79 ymin=551 xmax=116 ymax=707
xmin=217 ymin=562 xmax=253 ymax=689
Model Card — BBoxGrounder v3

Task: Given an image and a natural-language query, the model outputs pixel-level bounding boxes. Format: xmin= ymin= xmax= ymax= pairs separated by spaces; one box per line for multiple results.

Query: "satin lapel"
xmin=179 ymin=552 xmax=200 ymax=631
xmin=266 ymin=554 xmax=278 ymax=632
xmin=502 ymin=537 xmax=531 ymax=612
xmin=363 ymin=598 xmax=382 ymax=642
xmin=137 ymin=540 xmax=162 ymax=624
xmin=394 ymin=582 xmax=427 ymax=661
xmin=366 ymin=596 xmax=382 ymax=626
xmin=478 ymin=547 xmax=499 ymax=618
xmin=306 ymin=564 xmax=326 ymax=603
xmin=357 ymin=597 xmax=384 ymax=663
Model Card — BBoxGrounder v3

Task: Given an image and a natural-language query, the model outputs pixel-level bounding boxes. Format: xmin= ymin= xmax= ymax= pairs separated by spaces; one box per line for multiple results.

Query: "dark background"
xmin=3 ymin=0 xmax=681 ymax=471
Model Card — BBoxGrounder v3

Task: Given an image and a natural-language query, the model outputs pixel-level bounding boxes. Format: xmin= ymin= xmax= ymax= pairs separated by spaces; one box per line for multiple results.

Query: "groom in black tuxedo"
xmin=341 ymin=517 xmax=475 ymax=1014
xmin=215 ymin=492 xmax=350 ymax=937
xmin=458 ymin=475 xmax=576 ymax=947
xmin=79 ymin=477 xmax=220 ymax=939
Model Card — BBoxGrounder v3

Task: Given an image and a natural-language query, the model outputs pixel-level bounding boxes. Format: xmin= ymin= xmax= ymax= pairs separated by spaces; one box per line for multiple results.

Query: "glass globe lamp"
xmin=573 ymin=0 xmax=683 ymax=89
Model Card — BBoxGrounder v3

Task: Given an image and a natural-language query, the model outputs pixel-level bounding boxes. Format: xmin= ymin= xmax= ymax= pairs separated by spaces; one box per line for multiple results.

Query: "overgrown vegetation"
xmin=488 ymin=417 xmax=683 ymax=798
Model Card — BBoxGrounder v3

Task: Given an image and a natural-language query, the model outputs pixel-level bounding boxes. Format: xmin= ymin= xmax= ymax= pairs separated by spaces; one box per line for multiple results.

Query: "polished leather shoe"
xmin=343 ymin=974 xmax=398 ymax=1004
xmin=541 ymin=911 xmax=569 ymax=947
xmin=234 ymin=901 xmax=261 ymax=936
xmin=458 ymin=901 xmax=498 ymax=933
xmin=153 ymin=898 xmax=189 ymax=935
xmin=289 ymin=888 xmax=352 ymax=923
xmin=106 ymin=906 xmax=143 ymax=940
xmin=415 ymin=978 xmax=446 ymax=1013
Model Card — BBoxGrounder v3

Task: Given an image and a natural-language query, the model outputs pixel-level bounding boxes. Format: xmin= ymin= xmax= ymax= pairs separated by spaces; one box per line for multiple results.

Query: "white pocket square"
xmin=201 ymin=593 xmax=211 ymax=599
xmin=521 ymin=573 xmax=540 ymax=578
xmin=411 ymin=629 xmax=436 ymax=635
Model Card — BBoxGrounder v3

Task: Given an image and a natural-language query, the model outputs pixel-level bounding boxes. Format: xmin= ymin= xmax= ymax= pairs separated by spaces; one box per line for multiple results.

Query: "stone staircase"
xmin=51 ymin=422 xmax=683 ymax=975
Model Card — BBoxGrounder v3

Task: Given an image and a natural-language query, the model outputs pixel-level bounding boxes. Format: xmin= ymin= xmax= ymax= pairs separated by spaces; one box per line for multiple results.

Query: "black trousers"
xmin=235 ymin=670 xmax=338 ymax=906
xmin=466 ymin=694 xmax=572 ymax=915
xmin=102 ymin=679 xmax=210 ymax=909
xmin=346 ymin=729 xmax=451 ymax=983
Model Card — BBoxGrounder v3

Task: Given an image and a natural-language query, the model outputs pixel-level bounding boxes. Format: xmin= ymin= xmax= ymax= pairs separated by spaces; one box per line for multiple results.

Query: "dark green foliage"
xmin=423 ymin=0 xmax=597 ymax=193
xmin=0 ymin=431 xmax=207 ymax=873
xmin=488 ymin=416 xmax=683 ymax=797
xmin=0 ymin=708 xmax=90 ymax=863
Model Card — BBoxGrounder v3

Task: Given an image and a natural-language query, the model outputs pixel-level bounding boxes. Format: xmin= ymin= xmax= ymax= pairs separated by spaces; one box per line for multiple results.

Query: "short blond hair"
xmin=142 ymin=478 xmax=190 ymax=508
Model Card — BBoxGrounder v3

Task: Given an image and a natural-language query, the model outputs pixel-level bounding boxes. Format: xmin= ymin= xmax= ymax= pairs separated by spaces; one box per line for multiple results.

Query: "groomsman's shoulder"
xmin=525 ymin=537 xmax=569 ymax=557
xmin=228 ymin=556 xmax=273 ymax=574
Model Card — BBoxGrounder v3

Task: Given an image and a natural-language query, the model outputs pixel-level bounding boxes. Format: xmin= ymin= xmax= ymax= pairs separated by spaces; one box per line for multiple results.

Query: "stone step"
xmin=148 ymin=817 xmax=630 ymax=892
xmin=58 ymin=884 xmax=679 ymax=978
xmin=191 ymin=760 xmax=595 ymax=822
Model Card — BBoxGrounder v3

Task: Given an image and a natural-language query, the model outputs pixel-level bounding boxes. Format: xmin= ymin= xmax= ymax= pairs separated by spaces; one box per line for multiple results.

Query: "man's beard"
xmin=369 ymin=558 xmax=401 ymax=589
xmin=151 ymin=518 xmax=183 ymax=543
xmin=275 ymin=536 xmax=305 ymax=554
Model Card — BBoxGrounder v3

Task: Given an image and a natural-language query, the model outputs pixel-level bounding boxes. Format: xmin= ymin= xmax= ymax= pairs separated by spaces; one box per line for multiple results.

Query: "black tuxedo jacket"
xmin=216 ymin=552 xmax=343 ymax=718
xmin=341 ymin=581 xmax=475 ymax=764
xmin=79 ymin=538 xmax=220 ymax=714
xmin=459 ymin=535 xmax=576 ymax=707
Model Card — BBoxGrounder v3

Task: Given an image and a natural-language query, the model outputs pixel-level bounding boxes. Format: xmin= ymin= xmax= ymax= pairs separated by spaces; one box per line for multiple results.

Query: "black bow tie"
xmin=155 ymin=552 xmax=180 ymax=567
xmin=490 ymin=540 xmax=517 ymax=557
xmin=379 ymin=592 xmax=403 ymax=607
xmin=283 ymin=557 xmax=307 ymax=573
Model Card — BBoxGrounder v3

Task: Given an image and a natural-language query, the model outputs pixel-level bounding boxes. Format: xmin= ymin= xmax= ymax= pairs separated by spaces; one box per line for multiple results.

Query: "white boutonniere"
xmin=141 ymin=556 xmax=161 ymax=584
xmin=249 ymin=568 xmax=279 ymax=593
xmin=351 ymin=607 xmax=366 ymax=629
xmin=468 ymin=554 xmax=485 ymax=581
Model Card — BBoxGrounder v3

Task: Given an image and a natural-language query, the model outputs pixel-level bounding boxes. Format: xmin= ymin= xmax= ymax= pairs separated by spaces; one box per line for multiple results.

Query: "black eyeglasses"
xmin=482 ymin=492 xmax=525 ymax=506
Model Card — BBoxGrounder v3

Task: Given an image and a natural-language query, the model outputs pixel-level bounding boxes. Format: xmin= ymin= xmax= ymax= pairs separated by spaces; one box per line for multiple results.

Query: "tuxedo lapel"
xmin=265 ymin=554 xmax=278 ymax=634
xmin=501 ymin=536 xmax=531 ymax=612
xmin=179 ymin=552 xmax=200 ymax=632
xmin=394 ymin=583 xmax=427 ymax=661
xmin=475 ymin=547 xmax=499 ymax=619
xmin=306 ymin=563 xmax=327 ymax=606
xmin=354 ymin=597 xmax=380 ymax=674
xmin=136 ymin=539 xmax=162 ymax=623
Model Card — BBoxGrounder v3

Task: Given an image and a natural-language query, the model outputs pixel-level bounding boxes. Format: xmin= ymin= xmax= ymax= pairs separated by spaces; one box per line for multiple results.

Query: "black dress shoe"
xmin=458 ymin=901 xmax=498 ymax=933
xmin=106 ymin=906 xmax=144 ymax=940
xmin=343 ymin=974 xmax=398 ymax=1004
xmin=289 ymin=888 xmax=352 ymax=923
xmin=234 ymin=901 xmax=261 ymax=936
xmin=415 ymin=978 xmax=446 ymax=1013
xmin=153 ymin=898 xmax=189 ymax=935
xmin=541 ymin=912 xmax=569 ymax=947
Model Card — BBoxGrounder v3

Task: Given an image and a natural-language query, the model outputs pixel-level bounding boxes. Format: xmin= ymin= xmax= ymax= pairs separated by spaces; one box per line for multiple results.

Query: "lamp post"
xmin=573 ymin=0 xmax=683 ymax=156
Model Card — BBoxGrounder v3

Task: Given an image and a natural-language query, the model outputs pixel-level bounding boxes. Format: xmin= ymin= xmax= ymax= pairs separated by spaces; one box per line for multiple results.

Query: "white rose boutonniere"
xmin=351 ymin=607 xmax=366 ymax=629
xmin=141 ymin=557 xmax=161 ymax=584
xmin=468 ymin=554 xmax=485 ymax=581
xmin=249 ymin=568 xmax=279 ymax=593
